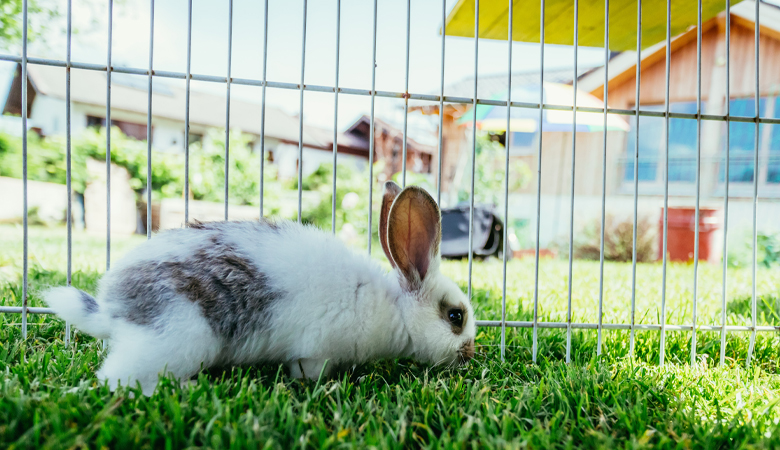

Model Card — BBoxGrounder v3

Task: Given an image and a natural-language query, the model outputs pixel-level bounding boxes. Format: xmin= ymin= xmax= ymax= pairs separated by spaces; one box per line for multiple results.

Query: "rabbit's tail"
xmin=44 ymin=286 xmax=112 ymax=339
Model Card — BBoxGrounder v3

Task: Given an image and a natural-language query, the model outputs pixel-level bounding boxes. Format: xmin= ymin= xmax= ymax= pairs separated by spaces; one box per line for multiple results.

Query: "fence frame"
xmin=1 ymin=0 xmax=776 ymax=366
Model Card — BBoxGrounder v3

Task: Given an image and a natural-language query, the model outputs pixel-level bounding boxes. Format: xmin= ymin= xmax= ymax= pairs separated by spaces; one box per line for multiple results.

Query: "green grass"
xmin=2 ymin=224 xmax=780 ymax=448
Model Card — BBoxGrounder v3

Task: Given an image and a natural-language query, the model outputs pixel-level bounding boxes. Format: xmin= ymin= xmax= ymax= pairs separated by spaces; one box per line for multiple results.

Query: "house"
xmin=413 ymin=0 xmax=779 ymax=251
xmin=1 ymin=62 xmax=370 ymax=181
xmin=575 ymin=0 xmax=780 ymax=245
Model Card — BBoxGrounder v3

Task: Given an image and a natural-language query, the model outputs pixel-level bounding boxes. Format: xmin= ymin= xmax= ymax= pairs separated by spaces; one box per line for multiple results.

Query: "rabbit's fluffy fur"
xmin=45 ymin=182 xmax=476 ymax=396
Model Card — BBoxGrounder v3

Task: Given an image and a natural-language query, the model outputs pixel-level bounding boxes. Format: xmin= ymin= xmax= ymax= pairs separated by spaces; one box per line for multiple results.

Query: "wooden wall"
xmin=599 ymin=17 xmax=780 ymax=109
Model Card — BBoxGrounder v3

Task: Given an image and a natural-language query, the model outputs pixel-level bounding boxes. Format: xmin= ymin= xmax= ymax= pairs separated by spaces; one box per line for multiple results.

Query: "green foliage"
xmin=0 ymin=0 xmax=58 ymax=50
xmin=300 ymin=160 xmax=385 ymax=244
xmin=457 ymin=133 xmax=532 ymax=206
xmin=0 ymin=127 xmax=282 ymax=208
xmin=728 ymin=232 xmax=780 ymax=269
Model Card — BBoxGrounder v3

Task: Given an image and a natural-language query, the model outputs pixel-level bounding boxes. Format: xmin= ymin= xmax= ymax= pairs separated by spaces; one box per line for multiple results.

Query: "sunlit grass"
xmin=2 ymin=225 xmax=780 ymax=448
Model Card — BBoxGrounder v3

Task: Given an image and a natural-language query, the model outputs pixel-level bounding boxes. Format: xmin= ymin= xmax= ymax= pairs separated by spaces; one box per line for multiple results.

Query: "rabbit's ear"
xmin=387 ymin=186 xmax=441 ymax=290
xmin=380 ymin=181 xmax=402 ymax=268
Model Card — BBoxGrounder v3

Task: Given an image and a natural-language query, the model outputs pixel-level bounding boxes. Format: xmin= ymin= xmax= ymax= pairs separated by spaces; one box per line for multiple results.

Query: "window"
xmin=188 ymin=132 xmax=203 ymax=147
xmin=718 ymin=97 xmax=777 ymax=185
xmin=622 ymin=97 xmax=780 ymax=191
xmin=86 ymin=115 xmax=149 ymax=141
xmin=507 ymin=131 xmax=537 ymax=155
xmin=624 ymin=102 xmax=701 ymax=184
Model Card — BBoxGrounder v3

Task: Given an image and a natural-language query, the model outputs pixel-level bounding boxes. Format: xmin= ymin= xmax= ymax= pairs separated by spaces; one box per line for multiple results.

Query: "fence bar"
xmin=719 ymin=0 xmax=731 ymax=366
xmin=224 ymin=0 xmax=233 ymax=221
xmin=366 ymin=0 xmax=378 ymax=255
xmin=401 ymin=0 xmax=411 ymax=187
xmin=6 ymin=52 xmax=780 ymax=125
xmin=691 ymin=0 xmax=702 ymax=365
xmin=146 ymin=0 xmax=154 ymax=238
xmin=596 ymin=0 xmax=609 ymax=356
xmin=184 ymin=0 xmax=192 ymax=223
xmin=500 ymin=0 xmax=513 ymax=362
xmin=21 ymin=0 xmax=28 ymax=340
xmin=106 ymin=0 xmax=113 ymax=272
xmin=436 ymin=0 xmax=445 ymax=205
xmin=747 ymin=0 xmax=759 ymax=367
xmin=531 ymin=0 xmax=546 ymax=364
xmin=259 ymin=0 xmax=269 ymax=217
xmin=331 ymin=0 xmax=341 ymax=234
xmin=466 ymin=0 xmax=479 ymax=307
xmin=658 ymin=0 xmax=672 ymax=366
xmin=297 ymin=0 xmax=307 ymax=223
xmin=64 ymin=0 xmax=72 ymax=345
xmin=7 ymin=302 xmax=779 ymax=334
xmin=629 ymin=0 xmax=641 ymax=358
xmin=565 ymin=0 xmax=578 ymax=364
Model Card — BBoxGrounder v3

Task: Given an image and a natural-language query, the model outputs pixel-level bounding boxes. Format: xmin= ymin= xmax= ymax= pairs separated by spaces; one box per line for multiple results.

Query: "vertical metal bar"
xmin=21 ymin=0 xmax=28 ymax=340
xmin=691 ymin=0 xmax=702 ymax=365
xmin=596 ymin=0 xmax=609 ymax=356
xmin=184 ymin=0 xmax=192 ymax=223
xmin=720 ymin=0 xmax=731 ymax=366
xmin=331 ymin=0 xmax=341 ymax=235
xmin=367 ymin=0 xmax=378 ymax=254
xmin=659 ymin=0 xmax=672 ymax=366
xmin=531 ymin=0 xmax=545 ymax=364
xmin=259 ymin=0 xmax=269 ymax=217
xmin=629 ymin=0 xmax=641 ymax=358
xmin=437 ymin=0 xmax=446 ymax=205
xmin=401 ymin=0 xmax=411 ymax=187
xmin=106 ymin=0 xmax=113 ymax=271
xmin=297 ymin=0 xmax=308 ymax=223
xmin=467 ymin=0 xmax=479 ymax=305
xmin=747 ymin=0 xmax=759 ymax=367
xmin=565 ymin=0 xmax=578 ymax=364
xmin=146 ymin=0 xmax=154 ymax=239
xmin=224 ymin=0 xmax=233 ymax=221
xmin=64 ymin=0 xmax=72 ymax=345
xmin=500 ymin=0 xmax=513 ymax=362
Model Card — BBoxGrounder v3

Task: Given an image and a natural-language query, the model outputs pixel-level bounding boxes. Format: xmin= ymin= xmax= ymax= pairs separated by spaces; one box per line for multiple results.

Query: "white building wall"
xmin=503 ymin=193 xmax=780 ymax=251
xmin=274 ymin=143 xmax=366 ymax=180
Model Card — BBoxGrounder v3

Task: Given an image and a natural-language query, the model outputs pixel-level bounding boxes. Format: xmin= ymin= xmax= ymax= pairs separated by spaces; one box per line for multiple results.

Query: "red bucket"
xmin=658 ymin=207 xmax=722 ymax=263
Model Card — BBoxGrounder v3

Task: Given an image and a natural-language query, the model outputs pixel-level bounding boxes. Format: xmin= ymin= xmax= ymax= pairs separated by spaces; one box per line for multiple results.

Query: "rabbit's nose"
xmin=458 ymin=339 xmax=475 ymax=364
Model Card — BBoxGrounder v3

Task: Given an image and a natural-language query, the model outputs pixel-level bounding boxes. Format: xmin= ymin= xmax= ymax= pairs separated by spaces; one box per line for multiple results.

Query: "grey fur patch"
xmin=79 ymin=290 xmax=99 ymax=313
xmin=110 ymin=223 xmax=283 ymax=342
xmin=187 ymin=218 xmax=280 ymax=232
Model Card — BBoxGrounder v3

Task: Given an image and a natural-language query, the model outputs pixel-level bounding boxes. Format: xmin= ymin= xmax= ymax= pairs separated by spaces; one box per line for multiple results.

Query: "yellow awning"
xmin=444 ymin=0 xmax=741 ymax=51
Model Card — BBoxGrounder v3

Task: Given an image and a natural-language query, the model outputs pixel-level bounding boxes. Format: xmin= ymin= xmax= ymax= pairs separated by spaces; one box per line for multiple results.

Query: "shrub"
xmin=728 ymin=232 xmax=780 ymax=269
xmin=573 ymin=215 xmax=655 ymax=262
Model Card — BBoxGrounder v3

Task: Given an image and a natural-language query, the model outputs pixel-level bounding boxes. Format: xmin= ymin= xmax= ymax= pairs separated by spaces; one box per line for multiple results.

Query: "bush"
xmin=572 ymin=215 xmax=655 ymax=262
xmin=728 ymin=232 xmax=780 ymax=269
xmin=0 ymin=127 xmax=282 ymax=210
xmin=300 ymin=160 xmax=385 ymax=244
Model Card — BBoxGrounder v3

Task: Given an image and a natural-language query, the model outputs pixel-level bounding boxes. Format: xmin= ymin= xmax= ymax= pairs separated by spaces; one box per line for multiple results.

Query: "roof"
xmin=345 ymin=115 xmax=437 ymax=155
xmin=21 ymin=63 xmax=325 ymax=147
xmin=443 ymin=0 xmax=743 ymax=51
xmin=409 ymin=65 xmax=601 ymax=117
xmin=578 ymin=0 xmax=780 ymax=95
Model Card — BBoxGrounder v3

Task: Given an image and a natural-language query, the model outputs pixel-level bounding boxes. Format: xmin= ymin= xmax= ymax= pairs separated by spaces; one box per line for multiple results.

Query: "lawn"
xmin=2 ymin=224 xmax=780 ymax=448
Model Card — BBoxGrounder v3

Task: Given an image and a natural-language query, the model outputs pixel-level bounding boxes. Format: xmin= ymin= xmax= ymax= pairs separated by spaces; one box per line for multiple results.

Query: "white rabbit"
xmin=44 ymin=181 xmax=476 ymax=396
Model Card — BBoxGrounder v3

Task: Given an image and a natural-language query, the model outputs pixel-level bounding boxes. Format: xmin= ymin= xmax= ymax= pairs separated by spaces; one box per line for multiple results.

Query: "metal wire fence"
xmin=1 ymin=0 xmax=776 ymax=365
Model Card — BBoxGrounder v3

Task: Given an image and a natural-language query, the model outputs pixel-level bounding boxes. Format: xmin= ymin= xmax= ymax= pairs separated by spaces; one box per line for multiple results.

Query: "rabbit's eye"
xmin=447 ymin=309 xmax=464 ymax=328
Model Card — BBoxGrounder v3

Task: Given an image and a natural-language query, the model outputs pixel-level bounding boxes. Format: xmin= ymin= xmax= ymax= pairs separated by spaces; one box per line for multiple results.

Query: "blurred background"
xmin=1 ymin=0 xmax=779 ymax=329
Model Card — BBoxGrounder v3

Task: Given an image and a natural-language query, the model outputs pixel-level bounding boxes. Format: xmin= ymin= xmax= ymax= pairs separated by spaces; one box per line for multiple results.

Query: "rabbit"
xmin=44 ymin=181 xmax=476 ymax=396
